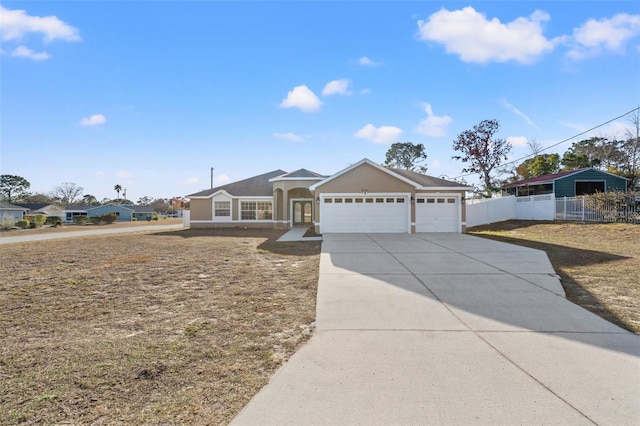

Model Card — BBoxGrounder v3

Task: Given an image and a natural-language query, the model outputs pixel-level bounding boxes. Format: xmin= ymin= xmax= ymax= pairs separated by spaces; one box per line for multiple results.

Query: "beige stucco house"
xmin=188 ymin=158 xmax=472 ymax=233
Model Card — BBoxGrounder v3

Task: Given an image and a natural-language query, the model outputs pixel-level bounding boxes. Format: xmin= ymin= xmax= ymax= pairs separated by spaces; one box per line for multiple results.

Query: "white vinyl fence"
xmin=183 ymin=209 xmax=190 ymax=227
xmin=556 ymin=194 xmax=640 ymax=223
xmin=466 ymin=194 xmax=555 ymax=228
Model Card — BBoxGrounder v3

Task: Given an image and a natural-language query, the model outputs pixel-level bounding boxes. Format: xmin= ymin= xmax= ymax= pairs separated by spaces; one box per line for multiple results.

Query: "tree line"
xmin=383 ymin=109 xmax=639 ymax=197
xmin=0 ymin=176 xmax=189 ymax=213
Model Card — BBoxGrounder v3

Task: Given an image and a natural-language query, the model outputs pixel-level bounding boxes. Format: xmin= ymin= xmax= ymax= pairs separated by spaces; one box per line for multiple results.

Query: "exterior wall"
xmin=1 ymin=209 xmax=24 ymax=223
xmin=87 ymin=205 xmax=134 ymax=221
xmin=555 ymin=170 xmax=627 ymax=197
xmin=313 ymin=163 xmax=415 ymax=225
xmin=271 ymin=179 xmax=319 ymax=227
xmin=190 ymin=198 xmax=213 ymax=221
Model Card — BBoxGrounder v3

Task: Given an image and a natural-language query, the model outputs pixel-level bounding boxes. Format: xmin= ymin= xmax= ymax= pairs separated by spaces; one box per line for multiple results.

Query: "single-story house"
xmin=15 ymin=203 xmax=66 ymax=218
xmin=65 ymin=204 xmax=92 ymax=223
xmin=504 ymin=168 xmax=628 ymax=197
xmin=87 ymin=204 xmax=155 ymax=221
xmin=189 ymin=158 xmax=472 ymax=233
xmin=0 ymin=202 xmax=28 ymax=224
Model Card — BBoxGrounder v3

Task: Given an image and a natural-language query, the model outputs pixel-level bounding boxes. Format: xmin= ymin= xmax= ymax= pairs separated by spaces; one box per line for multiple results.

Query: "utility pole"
xmin=210 ymin=167 xmax=215 ymax=189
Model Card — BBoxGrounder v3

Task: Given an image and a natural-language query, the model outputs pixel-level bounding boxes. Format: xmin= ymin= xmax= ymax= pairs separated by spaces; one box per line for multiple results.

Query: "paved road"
xmin=232 ymin=233 xmax=640 ymax=425
xmin=0 ymin=223 xmax=185 ymax=244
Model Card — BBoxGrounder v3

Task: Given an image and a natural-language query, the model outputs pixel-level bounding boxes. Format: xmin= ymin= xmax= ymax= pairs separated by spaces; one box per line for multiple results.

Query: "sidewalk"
xmin=231 ymin=233 xmax=640 ymax=425
xmin=0 ymin=223 xmax=185 ymax=244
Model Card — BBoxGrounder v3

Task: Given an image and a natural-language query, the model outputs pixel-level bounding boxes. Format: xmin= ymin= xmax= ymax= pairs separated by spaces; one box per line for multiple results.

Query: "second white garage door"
xmin=320 ymin=195 xmax=409 ymax=233
xmin=415 ymin=196 xmax=460 ymax=232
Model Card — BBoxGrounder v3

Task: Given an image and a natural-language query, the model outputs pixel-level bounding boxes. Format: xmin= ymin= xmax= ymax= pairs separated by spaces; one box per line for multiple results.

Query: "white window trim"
xmin=239 ymin=198 xmax=274 ymax=222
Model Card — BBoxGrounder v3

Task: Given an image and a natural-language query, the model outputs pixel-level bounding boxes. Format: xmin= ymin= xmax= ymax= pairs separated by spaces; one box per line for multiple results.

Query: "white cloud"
xmin=431 ymin=160 xmax=441 ymax=168
xmin=216 ymin=174 xmax=230 ymax=185
xmin=0 ymin=5 xmax=80 ymax=42
xmin=358 ymin=56 xmax=382 ymax=67
xmin=115 ymin=170 xmax=132 ymax=179
xmin=273 ymin=132 xmax=304 ymax=142
xmin=416 ymin=103 xmax=453 ymax=137
xmin=280 ymin=85 xmax=322 ymax=112
xmin=322 ymin=79 xmax=352 ymax=96
xmin=360 ymin=88 xmax=372 ymax=95
xmin=10 ymin=45 xmax=50 ymax=60
xmin=417 ymin=7 xmax=555 ymax=64
xmin=500 ymin=99 xmax=538 ymax=128
xmin=507 ymin=136 xmax=529 ymax=148
xmin=185 ymin=177 xmax=199 ymax=184
xmin=95 ymin=171 xmax=105 ymax=178
xmin=354 ymin=124 xmax=402 ymax=144
xmin=567 ymin=13 xmax=640 ymax=60
xmin=79 ymin=114 xmax=106 ymax=126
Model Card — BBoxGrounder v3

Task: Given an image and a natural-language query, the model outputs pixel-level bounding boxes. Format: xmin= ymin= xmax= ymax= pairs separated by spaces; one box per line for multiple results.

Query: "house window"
xmin=324 ymin=198 xmax=333 ymax=203
xmin=214 ymin=201 xmax=231 ymax=217
xmin=241 ymin=201 xmax=272 ymax=220
xmin=575 ymin=181 xmax=605 ymax=195
xmin=396 ymin=198 xmax=405 ymax=203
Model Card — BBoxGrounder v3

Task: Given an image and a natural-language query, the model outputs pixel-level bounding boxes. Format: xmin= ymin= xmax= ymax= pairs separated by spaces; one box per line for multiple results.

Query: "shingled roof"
xmin=273 ymin=168 xmax=326 ymax=179
xmin=390 ymin=169 xmax=470 ymax=188
xmin=189 ymin=170 xmax=287 ymax=197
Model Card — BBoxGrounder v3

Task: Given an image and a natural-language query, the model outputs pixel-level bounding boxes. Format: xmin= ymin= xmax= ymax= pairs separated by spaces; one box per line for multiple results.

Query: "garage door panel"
xmin=416 ymin=197 xmax=459 ymax=232
xmin=321 ymin=196 xmax=408 ymax=233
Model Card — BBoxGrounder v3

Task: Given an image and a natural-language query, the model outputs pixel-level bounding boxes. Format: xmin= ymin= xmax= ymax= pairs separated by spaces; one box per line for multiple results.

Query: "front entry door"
xmin=293 ymin=201 xmax=312 ymax=226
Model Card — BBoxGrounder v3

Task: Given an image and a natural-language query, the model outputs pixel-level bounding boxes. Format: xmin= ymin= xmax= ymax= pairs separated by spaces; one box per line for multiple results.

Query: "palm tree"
xmin=114 ymin=184 xmax=122 ymax=203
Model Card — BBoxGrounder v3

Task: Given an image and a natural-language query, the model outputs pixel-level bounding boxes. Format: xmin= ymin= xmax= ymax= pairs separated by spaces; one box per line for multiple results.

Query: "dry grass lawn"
xmin=469 ymin=221 xmax=640 ymax=333
xmin=0 ymin=228 xmax=320 ymax=425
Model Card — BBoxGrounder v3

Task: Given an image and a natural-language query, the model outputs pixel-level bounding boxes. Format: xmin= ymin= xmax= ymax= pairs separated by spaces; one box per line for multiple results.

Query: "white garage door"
xmin=415 ymin=196 xmax=460 ymax=232
xmin=321 ymin=195 xmax=409 ymax=233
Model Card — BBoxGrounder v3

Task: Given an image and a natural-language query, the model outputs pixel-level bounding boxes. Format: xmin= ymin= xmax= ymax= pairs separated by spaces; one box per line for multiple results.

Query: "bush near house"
xmin=45 ymin=216 xmax=63 ymax=227
xmin=16 ymin=220 xmax=30 ymax=229
xmin=24 ymin=215 xmax=46 ymax=228
xmin=100 ymin=213 xmax=118 ymax=224
xmin=89 ymin=217 xmax=102 ymax=225
xmin=73 ymin=216 xmax=88 ymax=225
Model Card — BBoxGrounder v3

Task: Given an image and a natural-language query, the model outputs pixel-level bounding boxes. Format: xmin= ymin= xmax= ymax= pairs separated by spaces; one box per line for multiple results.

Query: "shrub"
xmin=46 ymin=216 xmax=63 ymax=226
xmin=101 ymin=213 xmax=118 ymax=224
xmin=16 ymin=220 xmax=30 ymax=229
xmin=89 ymin=217 xmax=102 ymax=224
xmin=132 ymin=217 xmax=137 ymax=221
xmin=152 ymin=212 xmax=159 ymax=221
xmin=73 ymin=216 xmax=88 ymax=225
xmin=24 ymin=214 xmax=46 ymax=228
xmin=1 ymin=214 xmax=15 ymax=230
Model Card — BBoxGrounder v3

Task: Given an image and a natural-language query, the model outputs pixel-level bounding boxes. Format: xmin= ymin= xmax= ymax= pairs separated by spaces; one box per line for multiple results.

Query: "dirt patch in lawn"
xmin=0 ymin=218 xmax=184 ymax=236
xmin=469 ymin=221 xmax=639 ymax=333
xmin=0 ymin=227 xmax=320 ymax=425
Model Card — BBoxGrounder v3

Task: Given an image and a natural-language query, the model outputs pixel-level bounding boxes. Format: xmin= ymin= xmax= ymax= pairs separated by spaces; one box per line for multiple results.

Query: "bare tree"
xmin=452 ymin=119 xmax=511 ymax=196
xmin=52 ymin=182 xmax=84 ymax=206
xmin=526 ymin=138 xmax=543 ymax=156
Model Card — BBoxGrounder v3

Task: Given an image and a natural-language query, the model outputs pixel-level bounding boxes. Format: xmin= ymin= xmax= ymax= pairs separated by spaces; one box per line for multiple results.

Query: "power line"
xmin=451 ymin=106 xmax=640 ymax=180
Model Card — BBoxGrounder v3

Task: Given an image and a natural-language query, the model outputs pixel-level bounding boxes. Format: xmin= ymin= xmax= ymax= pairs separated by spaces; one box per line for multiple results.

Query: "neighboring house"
xmin=87 ymin=204 xmax=155 ymax=221
xmin=0 ymin=202 xmax=28 ymax=224
xmin=189 ymin=158 xmax=472 ymax=233
xmin=15 ymin=203 xmax=66 ymax=218
xmin=65 ymin=204 xmax=91 ymax=223
xmin=505 ymin=168 xmax=629 ymax=197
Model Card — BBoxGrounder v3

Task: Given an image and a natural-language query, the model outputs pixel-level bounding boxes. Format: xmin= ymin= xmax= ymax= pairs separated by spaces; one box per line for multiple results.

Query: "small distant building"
xmin=0 ymin=202 xmax=28 ymax=224
xmin=65 ymin=204 xmax=92 ymax=223
xmin=86 ymin=204 xmax=155 ymax=221
xmin=14 ymin=203 xmax=66 ymax=218
xmin=504 ymin=168 xmax=628 ymax=197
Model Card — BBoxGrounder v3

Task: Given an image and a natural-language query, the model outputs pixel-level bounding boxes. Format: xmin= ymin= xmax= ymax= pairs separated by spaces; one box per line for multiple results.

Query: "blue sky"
xmin=1 ymin=1 xmax=639 ymax=202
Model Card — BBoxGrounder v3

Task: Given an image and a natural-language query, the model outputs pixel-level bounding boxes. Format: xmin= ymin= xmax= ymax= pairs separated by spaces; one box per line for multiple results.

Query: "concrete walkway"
xmin=232 ymin=233 xmax=640 ymax=425
xmin=277 ymin=227 xmax=323 ymax=242
xmin=0 ymin=223 xmax=185 ymax=244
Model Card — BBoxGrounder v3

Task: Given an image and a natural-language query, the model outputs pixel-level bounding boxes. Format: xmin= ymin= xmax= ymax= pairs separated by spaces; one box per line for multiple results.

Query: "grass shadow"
xmin=151 ymin=227 xmax=322 ymax=256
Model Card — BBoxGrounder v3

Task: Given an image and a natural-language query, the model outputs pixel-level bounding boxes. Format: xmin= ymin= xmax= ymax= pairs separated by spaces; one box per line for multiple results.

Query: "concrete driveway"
xmin=232 ymin=233 xmax=640 ymax=425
